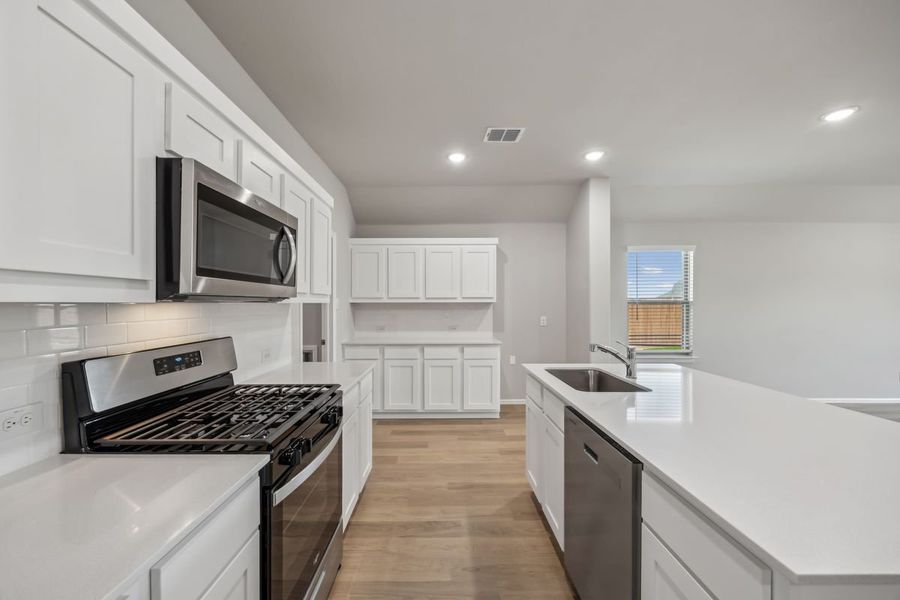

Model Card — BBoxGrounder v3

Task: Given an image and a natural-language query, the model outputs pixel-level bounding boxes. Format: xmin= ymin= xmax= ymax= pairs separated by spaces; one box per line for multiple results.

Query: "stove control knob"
xmin=278 ymin=445 xmax=300 ymax=467
xmin=299 ymin=438 xmax=312 ymax=454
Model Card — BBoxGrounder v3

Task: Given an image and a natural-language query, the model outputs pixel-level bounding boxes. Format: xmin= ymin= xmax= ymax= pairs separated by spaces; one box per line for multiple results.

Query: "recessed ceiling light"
xmin=820 ymin=106 xmax=859 ymax=123
xmin=584 ymin=150 xmax=605 ymax=162
xmin=448 ymin=152 xmax=466 ymax=164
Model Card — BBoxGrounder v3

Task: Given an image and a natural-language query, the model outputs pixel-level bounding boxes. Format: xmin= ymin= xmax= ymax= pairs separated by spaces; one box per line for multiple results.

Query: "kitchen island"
xmin=524 ymin=362 xmax=900 ymax=599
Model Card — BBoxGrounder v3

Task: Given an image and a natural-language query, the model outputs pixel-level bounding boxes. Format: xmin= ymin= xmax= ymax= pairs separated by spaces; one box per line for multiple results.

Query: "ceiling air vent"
xmin=483 ymin=127 xmax=525 ymax=143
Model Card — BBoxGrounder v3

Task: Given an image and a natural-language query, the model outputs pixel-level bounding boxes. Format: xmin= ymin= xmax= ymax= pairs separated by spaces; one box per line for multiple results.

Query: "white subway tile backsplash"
xmin=0 ymin=300 xmax=296 ymax=478
xmin=27 ymin=327 xmax=83 ymax=355
xmin=0 ymin=305 xmax=56 ymax=332
xmin=0 ymin=331 xmax=27 ymax=359
xmin=106 ymin=303 xmax=145 ymax=323
xmin=187 ymin=318 xmax=210 ymax=335
xmin=57 ymin=304 xmax=106 ymax=326
xmin=84 ymin=323 xmax=128 ymax=347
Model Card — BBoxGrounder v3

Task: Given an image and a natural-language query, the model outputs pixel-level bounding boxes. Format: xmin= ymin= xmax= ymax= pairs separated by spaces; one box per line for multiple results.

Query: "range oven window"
xmin=195 ymin=182 xmax=295 ymax=286
xmin=271 ymin=434 xmax=342 ymax=600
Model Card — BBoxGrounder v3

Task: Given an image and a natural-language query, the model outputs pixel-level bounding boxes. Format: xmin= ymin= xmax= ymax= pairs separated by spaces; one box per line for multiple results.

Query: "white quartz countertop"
xmin=524 ymin=362 xmax=900 ymax=584
xmin=0 ymin=454 xmax=267 ymax=600
xmin=344 ymin=335 xmax=501 ymax=345
xmin=248 ymin=360 xmax=374 ymax=389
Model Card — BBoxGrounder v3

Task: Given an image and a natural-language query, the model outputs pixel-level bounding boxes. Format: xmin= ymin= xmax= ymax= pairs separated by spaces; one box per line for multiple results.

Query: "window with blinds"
xmin=627 ymin=247 xmax=694 ymax=354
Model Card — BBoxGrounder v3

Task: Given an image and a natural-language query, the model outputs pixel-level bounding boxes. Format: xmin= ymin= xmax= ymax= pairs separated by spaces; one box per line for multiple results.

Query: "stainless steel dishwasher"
xmin=564 ymin=407 xmax=642 ymax=600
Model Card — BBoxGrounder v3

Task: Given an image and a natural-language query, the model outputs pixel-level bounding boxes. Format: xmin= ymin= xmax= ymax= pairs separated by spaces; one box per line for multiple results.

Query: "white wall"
xmin=124 ymin=0 xmax=357 ymax=347
xmin=566 ymin=179 xmax=612 ymax=362
xmin=355 ymin=223 xmax=568 ymax=399
xmin=611 ymin=221 xmax=900 ymax=398
xmin=0 ymin=302 xmax=294 ymax=477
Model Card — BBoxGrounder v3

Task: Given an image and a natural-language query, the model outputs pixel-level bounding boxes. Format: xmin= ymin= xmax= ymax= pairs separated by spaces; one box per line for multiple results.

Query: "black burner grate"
xmin=96 ymin=384 xmax=338 ymax=448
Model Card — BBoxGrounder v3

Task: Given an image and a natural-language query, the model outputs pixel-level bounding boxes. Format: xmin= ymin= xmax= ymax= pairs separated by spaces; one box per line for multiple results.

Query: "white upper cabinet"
xmin=165 ymin=83 xmax=239 ymax=180
xmin=461 ymin=245 xmax=497 ymax=299
xmin=310 ymin=197 xmax=333 ymax=296
xmin=0 ymin=0 xmax=162 ymax=302
xmin=350 ymin=239 xmax=496 ymax=303
xmin=387 ymin=246 xmax=424 ymax=299
xmin=351 ymin=246 xmax=386 ymax=299
xmin=281 ymin=175 xmax=311 ymax=295
xmin=425 ymin=246 xmax=461 ymax=299
xmin=239 ymin=140 xmax=284 ymax=206
xmin=0 ymin=0 xmax=337 ymax=304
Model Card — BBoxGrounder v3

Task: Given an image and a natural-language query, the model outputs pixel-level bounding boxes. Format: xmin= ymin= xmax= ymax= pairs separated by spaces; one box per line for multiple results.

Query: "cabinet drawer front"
xmin=423 ymin=346 xmax=461 ymax=360
xmin=462 ymin=346 xmax=500 ymax=360
xmin=642 ymin=524 xmax=712 ymax=600
xmin=151 ymin=478 xmax=260 ymax=600
xmin=525 ymin=375 xmax=542 ymax=406
xmin=541 ymin=388 xmax=566 ymax=431
xmin=642 ymin=474 xmax=772 ymax=600
xmin=360 ymin=370 xmax=374 ymax=399
xmin=384 ymin=346 xmax=421 ymax=359
xmin=344 ymin=346 xmax=380 ymax=360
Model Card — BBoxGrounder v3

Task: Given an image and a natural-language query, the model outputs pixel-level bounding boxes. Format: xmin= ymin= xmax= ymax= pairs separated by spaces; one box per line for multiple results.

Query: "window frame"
xmin=626 ymin=245 xmax=695 ymax=358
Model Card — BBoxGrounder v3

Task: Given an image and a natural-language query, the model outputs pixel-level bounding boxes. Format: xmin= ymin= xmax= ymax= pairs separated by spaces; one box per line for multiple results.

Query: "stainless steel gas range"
xmin=61 ymin=337 xmax=342 ymax=600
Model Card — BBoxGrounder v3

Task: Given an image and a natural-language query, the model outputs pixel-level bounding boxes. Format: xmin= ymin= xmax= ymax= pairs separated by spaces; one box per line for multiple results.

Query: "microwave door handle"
xmin=272 ymin=227 xmax=286 ymax=282
xmin=282 ymin=226 xmax=297 ymax=285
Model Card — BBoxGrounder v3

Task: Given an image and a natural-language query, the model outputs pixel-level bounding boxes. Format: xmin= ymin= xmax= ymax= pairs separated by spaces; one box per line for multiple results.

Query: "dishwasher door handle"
xmin=583 ymin=443 xmax=599 ymax=464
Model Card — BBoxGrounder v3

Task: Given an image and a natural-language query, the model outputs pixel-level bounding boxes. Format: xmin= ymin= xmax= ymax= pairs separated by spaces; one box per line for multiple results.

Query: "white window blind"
xmin=627 ymin=247 xmax=694 ymax=354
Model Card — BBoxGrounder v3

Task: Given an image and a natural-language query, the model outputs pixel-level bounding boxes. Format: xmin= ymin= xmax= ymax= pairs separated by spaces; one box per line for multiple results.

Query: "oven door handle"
xmin=273 ymin=427 xmax=341 ymax=507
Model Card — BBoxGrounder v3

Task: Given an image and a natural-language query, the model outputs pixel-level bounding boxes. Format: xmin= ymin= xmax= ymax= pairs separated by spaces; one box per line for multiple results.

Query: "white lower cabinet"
xmin=342 ymin=401 xmax=360 ymax=529
xmin=423 ymin=348 xmax=462 ymax=411
xmin=343 ymin=344 xmax=501 ymax=416
xmin=523 ymin=376 xmax=563 ymax=550
xmin=151 ymin=478 xmax=260 ymax=600
xmin=525 ymin=397 xmax=543 ymax=503
xmin=341 ymin=375 xmax=375 ymax=530
xmin=642 ymin=524 xmax=712 ymax=600
xmin=383 ymin=348 xmax=423 ymax=412
xmin=541 ymin=412 xmax=565 ymax=550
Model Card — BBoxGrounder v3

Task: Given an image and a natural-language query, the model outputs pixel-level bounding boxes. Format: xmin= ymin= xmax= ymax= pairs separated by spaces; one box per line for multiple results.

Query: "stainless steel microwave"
xmin=156 ymin=158 xmax=298 ymax=301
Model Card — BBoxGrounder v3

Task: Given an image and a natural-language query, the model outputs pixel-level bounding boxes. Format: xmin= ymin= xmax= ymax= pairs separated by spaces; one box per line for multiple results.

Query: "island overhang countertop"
xmin=523 ymin=362 xmax=900 ymax=584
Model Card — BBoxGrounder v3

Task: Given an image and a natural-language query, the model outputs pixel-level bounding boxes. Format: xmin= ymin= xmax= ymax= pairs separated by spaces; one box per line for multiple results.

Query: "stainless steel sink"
xmin=547 ymin=368 xmax=651 ymax=393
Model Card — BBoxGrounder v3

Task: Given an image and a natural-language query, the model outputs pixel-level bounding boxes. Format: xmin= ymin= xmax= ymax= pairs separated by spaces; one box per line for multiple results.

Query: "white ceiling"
xmin=186 ymin=0 xmax=900 ymax=221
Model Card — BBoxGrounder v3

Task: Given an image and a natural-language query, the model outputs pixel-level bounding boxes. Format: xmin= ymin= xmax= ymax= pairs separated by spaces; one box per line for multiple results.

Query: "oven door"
xmin=178 ymin=159 xmax=298 ymax=299
xmin=269 ymin=427 xmax=342 ymax=600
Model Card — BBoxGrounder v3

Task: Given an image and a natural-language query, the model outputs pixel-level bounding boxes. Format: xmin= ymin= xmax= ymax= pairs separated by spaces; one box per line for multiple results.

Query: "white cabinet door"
xmin=424 ymin=246 xmax=461 ymax=299
xmin=165 ymin=82 xmax=239 ymax=180
xmin=0 ymin=0 xmax=160 ymax=289
xmin=281 ymin=175 xmax=311 ymax=295
xmin=239 ymin=140 xmax=283 ymax=206
xmin=462 ymin=359 xmax=499 ymax=411
xmin=359 ymin=392 xmax=373 ymax=487
xmin=525 ymin=397 xmax=543 ymax=503
xmin=151 ymin=480 xmax=259 ymax=600
xmin=460 ymin=245 xmax=496 ymax=300
xmin=387 ymin=246 xmax=423 ymax=299
xmin=310 ymin=198 xmax=333 ymax=295
xmin=541 ymin=415 xmax=565 ymax=550
xmin=198 ymin=531 xmax=260 ymax=600
xmin=383 ymin=357 xmax=422 ymax=412
xmin=642 ymin=525 xmax=713 ymax=600
xmin=351 ymin=246 xmax=386 ymax=299
xmin=342 ymin=407 xmax=360 ymax=529
xmin=423 ymin=358 xmax=461 ymax=411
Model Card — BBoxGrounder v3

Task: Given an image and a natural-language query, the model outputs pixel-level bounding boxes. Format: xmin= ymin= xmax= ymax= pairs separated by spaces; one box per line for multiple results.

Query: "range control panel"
xmin=153 ymin=350 xmax=203 ymax=376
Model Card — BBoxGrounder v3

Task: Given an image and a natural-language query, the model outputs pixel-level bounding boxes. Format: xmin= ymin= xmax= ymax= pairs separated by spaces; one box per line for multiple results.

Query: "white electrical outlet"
xmin=509 ymin=355 xmax=517 ymax=365
xmin=448 ymin=324 xmax=459 ymax=331
xmin=375 ymin=325 xmax=386 ymax=332
xmin=0 ymin=403 xmax=43 ymax=439
xmin=260 ymin=348 xmax=272 ymax=363
xmin=539 ymin=316 xmax=548 ymax=327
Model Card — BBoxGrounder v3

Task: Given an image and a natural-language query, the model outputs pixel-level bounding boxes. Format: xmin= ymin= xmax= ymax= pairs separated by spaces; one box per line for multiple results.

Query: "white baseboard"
xmin=500 ymin=398 xmax=526 ymax=405
xmin=373 ymin=411 xmax=500 ymax=420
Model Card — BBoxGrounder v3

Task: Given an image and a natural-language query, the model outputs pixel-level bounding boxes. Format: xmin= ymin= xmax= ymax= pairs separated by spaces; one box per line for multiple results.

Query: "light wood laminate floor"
xmin=329 ymin=405 xmax=574 ymax=599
